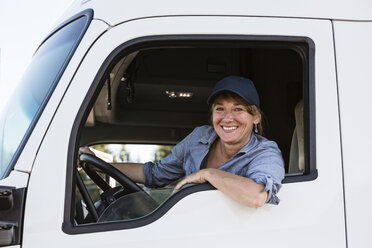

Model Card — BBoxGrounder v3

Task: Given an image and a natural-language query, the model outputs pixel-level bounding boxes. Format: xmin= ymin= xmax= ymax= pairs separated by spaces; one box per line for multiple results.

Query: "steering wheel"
xmin=80 ymin=153 xmax=144 ymax=194
xmin=77 ymin=153 xmax=156 ymax=223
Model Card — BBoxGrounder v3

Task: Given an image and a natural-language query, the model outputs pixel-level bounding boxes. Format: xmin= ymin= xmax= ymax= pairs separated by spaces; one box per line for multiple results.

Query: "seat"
xmin=288 ymin=99 xmax=304 ymax=173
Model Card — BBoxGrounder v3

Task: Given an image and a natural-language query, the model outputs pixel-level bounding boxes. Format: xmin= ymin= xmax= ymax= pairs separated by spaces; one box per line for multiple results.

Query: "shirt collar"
xmin=238 ymin=133 xmax=258 ymax=154
xmin=198 ymin=126 xmax=218 ymax=147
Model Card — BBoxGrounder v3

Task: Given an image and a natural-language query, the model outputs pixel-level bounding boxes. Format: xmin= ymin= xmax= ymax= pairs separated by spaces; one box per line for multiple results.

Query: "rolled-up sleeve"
xmin=255 ymin=174 xmax=282 ymax=205
xmin=247 ymin=144 xmax=285 ymax=205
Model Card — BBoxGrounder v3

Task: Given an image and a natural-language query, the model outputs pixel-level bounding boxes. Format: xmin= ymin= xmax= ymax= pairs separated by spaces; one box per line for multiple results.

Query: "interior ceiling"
xmin=92 ymin=47 xmax=240 ymax=128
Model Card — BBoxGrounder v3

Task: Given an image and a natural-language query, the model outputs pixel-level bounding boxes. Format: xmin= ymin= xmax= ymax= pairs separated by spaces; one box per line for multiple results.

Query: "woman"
xmin=82 ymin=76 xmax=285 ymax=207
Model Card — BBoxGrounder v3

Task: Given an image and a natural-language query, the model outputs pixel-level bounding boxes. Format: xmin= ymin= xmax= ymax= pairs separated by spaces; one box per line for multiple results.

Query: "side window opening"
xmin=68 ymin=37 xmax=314 ymax=232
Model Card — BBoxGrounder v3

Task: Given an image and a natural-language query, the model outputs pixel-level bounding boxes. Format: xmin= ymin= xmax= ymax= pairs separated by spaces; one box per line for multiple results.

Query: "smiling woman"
xmin=172 ymin=76 xmax=285 ymax=206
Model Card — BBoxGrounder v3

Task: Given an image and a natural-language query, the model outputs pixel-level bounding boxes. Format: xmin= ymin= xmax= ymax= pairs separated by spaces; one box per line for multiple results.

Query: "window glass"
xmin=0 ymin=15 xmax=90 ymax=178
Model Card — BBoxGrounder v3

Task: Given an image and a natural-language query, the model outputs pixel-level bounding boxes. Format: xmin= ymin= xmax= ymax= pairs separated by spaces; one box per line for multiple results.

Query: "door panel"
xmin=23 ymin=16 xmax=344 ymax=248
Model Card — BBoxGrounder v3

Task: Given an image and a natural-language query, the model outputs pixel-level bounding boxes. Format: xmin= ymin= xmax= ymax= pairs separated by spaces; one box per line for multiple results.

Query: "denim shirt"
xmin=144 ymin=125 xmax=285 ymax=204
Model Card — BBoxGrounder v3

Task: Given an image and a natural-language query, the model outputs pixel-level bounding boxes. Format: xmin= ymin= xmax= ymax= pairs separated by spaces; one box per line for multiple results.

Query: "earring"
xmin=254 ymin=124 xmax=258 ymax=133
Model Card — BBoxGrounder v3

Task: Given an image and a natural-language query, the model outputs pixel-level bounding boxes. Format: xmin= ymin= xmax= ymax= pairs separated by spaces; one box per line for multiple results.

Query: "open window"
xmin=68 ymin=36 xmax=315 ymax=232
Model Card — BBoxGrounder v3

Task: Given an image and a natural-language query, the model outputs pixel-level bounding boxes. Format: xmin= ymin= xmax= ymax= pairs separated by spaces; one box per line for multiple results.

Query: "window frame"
xmin=63 ymin=34 xmax=316 ymax=234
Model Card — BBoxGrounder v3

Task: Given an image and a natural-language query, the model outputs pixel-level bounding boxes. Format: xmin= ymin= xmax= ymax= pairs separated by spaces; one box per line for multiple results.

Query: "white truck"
xmin=1 ymin=0 xmax=371 ymax=247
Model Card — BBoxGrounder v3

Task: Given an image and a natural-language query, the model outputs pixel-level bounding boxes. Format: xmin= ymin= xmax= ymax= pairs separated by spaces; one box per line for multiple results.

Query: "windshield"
xmin=0 ymin=13 xmax=91 ymax=179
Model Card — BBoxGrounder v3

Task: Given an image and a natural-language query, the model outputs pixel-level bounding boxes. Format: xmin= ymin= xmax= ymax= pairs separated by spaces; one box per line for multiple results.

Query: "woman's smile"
xmin=212 ymin=96 xmax=260 ymax=148
xmin=222 ymin=126 xmax=238 ymax=131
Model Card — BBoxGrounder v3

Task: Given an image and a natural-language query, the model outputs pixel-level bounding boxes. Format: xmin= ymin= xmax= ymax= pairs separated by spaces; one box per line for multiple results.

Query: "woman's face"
xmin=212 ymin=95 xmax=260 ymax=147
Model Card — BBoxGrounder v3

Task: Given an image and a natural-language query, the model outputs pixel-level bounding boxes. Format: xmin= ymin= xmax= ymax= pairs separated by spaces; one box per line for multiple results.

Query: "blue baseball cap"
xmin=207 ymin=76 xmax=260 ymax=107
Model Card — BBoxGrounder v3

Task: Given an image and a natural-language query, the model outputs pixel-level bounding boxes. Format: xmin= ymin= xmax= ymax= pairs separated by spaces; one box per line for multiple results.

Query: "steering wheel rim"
xmin=80 ymin=153 xmax=144 ymax=194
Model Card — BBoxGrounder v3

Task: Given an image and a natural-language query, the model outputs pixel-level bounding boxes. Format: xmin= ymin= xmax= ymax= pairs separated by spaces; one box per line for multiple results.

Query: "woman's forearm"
xmin=111 ymin=163 xmax=146 ymax=184
xmin=175 ymin=168 xmax=267 ymax=207
xmin=205 ymin=169 xmax=267 ymax=207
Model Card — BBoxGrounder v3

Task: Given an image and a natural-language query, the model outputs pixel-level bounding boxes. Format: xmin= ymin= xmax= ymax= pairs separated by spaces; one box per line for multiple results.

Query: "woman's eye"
xmin=234 ymin=107 xmax=244 ymax=112
xmin=215 ymin=107 xmax=224 ymax=111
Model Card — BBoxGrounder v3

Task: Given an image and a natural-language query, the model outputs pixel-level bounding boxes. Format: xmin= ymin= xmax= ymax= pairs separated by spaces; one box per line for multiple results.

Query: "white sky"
xmin=0 ymin=0 xmax=75 ymax=112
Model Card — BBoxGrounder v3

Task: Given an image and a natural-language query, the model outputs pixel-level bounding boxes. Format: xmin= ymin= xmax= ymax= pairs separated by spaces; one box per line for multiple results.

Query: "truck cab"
xmin=1 ymin=0 xmax=371 ymax=247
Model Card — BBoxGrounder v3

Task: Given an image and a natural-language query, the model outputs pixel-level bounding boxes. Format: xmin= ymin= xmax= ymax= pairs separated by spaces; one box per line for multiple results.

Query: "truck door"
xmin=22 ymin=16 xmax=345 ymax=248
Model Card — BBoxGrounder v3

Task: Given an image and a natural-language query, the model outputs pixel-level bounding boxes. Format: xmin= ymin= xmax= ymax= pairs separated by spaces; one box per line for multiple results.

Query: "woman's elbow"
xmin=253 ymin=193 xmax=267 ymax=207
xmin=241 ymin=192 xmax=267 ymax=208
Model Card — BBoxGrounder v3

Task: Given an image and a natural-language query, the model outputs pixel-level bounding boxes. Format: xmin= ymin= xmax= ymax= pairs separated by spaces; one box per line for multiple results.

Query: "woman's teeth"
xmin=223 ymin=126 xmax=237 ymax=131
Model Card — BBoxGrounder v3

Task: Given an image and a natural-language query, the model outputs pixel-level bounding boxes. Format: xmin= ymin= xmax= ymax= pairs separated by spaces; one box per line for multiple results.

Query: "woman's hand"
xmin=175 ymin=169 xmax=210 ymax=190
xmin=79 ymin=146 xmax=95 ymax=157
xmin=77 ymin=146 xmax=96 ymax=167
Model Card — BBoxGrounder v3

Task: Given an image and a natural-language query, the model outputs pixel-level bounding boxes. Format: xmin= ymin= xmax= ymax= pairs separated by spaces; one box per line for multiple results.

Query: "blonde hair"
xmin=210 ymin=91 xmax=264 ymax=135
